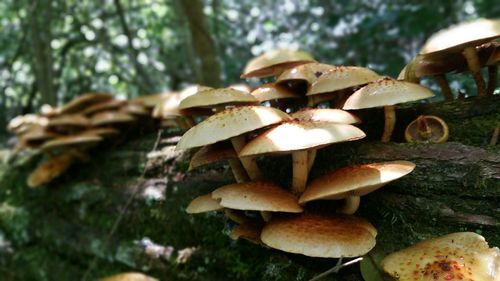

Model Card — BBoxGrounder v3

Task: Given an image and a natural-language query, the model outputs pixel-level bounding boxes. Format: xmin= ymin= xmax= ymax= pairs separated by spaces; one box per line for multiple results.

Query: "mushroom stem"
xmin=231 ymin=135 xmax=262 ymax=180
xmin=404 ymin=56 xmax=421 ymax=83
xmin=307 ymin=149 xmax=317 ymax=173
xmin=381 ymin=105 xmax=396 ymax=143
xmin=260 ymin=211 xmax=272 ymax=222
xmin=490 ymin=128 xmax=500 ymax=146
xmin=486 ymin=65 xmax=498 ymax=96
xmin=462 ymin=46 xmax=487 ymax=97
xmin=433 ymin=74 xmax=454 ymax=101
xmin=292 ymin=150 xmax=309 ymax=195
xmin=417 ymin=116 xmax=432 ymax=140
xmin=340 ymin=196 xmax=361 ymax=215
xmin=227 ymin=159 xmax=249 ymax=183
xmin=184 ymin=116 xmax=196 ymax=128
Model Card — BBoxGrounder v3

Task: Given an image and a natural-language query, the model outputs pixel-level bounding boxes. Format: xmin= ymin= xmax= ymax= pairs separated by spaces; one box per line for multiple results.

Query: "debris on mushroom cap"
xmin=307 ymin=66 xmax=381 ymax=95
xmin=176 ymin=106 xmax=291 ymax=150
xmin=239 ymin=121 xmax=365 ymax=156
xmin=405 ymin=115 xmax=449 ymax=143
xmin=186 ymin=194 xmax=223 ymax=214
xmin=188 ymin=141 xmax=237 ymax=171
xmin=291 ymin=108 xmax=361 ymax=124
xmin=299 ymin=160 xmax=415 ymax=204
xmin=82 ymin=99 xmax=125 ymax=115
xmin=241 ymin=48 xmax=315 ymax=78
xmin=40 ymin=134 xmax=102 ymax=151
xmin=98 ymin=272 xmax=159 ymax=281
xmin=342 ymin=78 xmax=435 ymax=110
xmin=47 ymin=114 xmax=91 ymax=128
xmin=58 ymin=92 xmax=114 ymax=114
xmin=420 ymin=18 xmax=500 ymax=56
xmin=211 ymin=181 xmax=303 ymax=213
xmin=230 ymin=221 xmax=264 ymax=245
xmin=179 ymin=87 xmax=259 ymax=110
xmin=250 ymin=83 xmax=300 ymax=102
xmin=276 ymin=62 xmax=335 ymax=85
xmin=27 ymin=149 xmax=85 ymax=188
xmin=381 ymin=232 xmax=500 ymax=281
xmin=91 ymin=111 xmax=135 ymax=126
xmin=260 ymin=212 xmax=377 ymax=258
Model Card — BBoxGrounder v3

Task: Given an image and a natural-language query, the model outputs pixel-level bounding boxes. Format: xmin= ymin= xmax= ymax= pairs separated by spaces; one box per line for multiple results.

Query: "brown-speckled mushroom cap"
xmin=188 ymin=141 xmax=237 ymax=171
xmin=299 ymin=160 xmax=415 ymax=204
xmin=211 ymin=181 xmax=303 ymax=213
xmin=91 ymin=112 xmax=135 ymax=127
xmin=58 ymin=92 xmax=114 ymax=114
xmin=176 ymin=106 xmax=291 ymax=150
xmin=381 ymin=232 xmax=500 ymax=281
xmin=239 ymin=121 xmax=365 ymax=156
xmin=186 ymin=194 xmax=223 ymax=214
xmin=40 ymin=134 xmax=102 ymax=151
xmin=250 ymin=83 xmax=300 ymax=102
xmin=99 ymin=272 xmax=159 ymax=281
xmin=241 ymin=49 xmax=315 ymax=78
xmin=308 ymin=66 xmax=381 ymax=95
xmin=179 ymin=87 xmax=258 ymax=110
xmin=420 ymin=18 xmax=500 ymax=56
xmin=261 ymin=212 xmax=377 ymax=258
xmin=291 ymin=108 xmax=360 ymax=124
xmin=276 ymin=62 xmax=335 ymax=85
xmin=342 ymin=78 xmax=435 ymax=110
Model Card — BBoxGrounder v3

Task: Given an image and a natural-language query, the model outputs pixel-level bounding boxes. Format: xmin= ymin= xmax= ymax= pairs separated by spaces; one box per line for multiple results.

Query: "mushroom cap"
xmin=261 ymin=212 xmax=377 ymax=258
xmin=19 ymin=126 xmax=59 ymax=142
xmin=186 ymin=194 xmax=223 ymax=214
xmin=276 ymin=62 xmax=335 ymax=85
xmin=420 ymin=18 xmax=500 ymax=56
xmin=211 ymin=181 xmax=303 ymax=213
xmin=152 ymin=92 xmax=184 ymax=118
xmin=230 ymin=221 xmax=264 ymax=245
xmin=99 ymin=272 xmax=159 ymax=281
xmin=91 ymin=112 xmax=135 ymax=126
xmin=179 ymin=87 xmax=258 ymax=110
xmin=59 ymin=92 xmax=114 ymax=114
xmin=188 ymin=141 xmax=237 ymax=171
xmin=131 ymin=92 xmax=173 ymax=108
xmin=405 ymin=115 xmax=449 ymax=143
xmin=299 ymin=160 xmax=415 ymax=204
xmin=176 ymin=106 xmax=291 ymax=150
xmin=7 ymin=114 xmax=48 ymax=134
xmin=342 ymin=78 xmax=435 ymax=110
xmin=80 ymin=127 xmax=121 ymax=138
xmin=40 ymin=134 xmax=102 ymax=151
xmin=82 ymin=99 xmax=124 ymax=115
xmin=47 ymin=114 xmax=91 ymax=128
xmin=27 ymin=150 xmax=79 ymax=187
xmin=239 ymin=121 xmax=365 ymax=156
xmin=291 ymin=108 xmax=361 ymax=124
xmin=381 ymin=232 xmax=500 ymax=281
xmin=120 ymin=102 xmax=150 ymax=116
xmin=250 ymin=83 xmax=300 ymax=102
xmin=241 ymin=48 xmax=315 ymax=78
xmin=308 ymin=66 xmax=381 ymax=95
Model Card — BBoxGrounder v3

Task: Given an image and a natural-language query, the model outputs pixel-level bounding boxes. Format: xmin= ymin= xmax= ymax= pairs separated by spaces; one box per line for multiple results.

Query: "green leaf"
xmin=360 ymin=247 xmax=392 ymax=281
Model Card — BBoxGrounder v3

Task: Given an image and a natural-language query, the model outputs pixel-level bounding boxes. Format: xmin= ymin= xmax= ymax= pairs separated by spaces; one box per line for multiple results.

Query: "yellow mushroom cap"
xmin=421 ymin=18 xmax=500 ymax=56
xmin=131 ymin=92 xmax=173 ymax=108
xmin=186 ymin=194 xmax=223 ymax=214
xmin=276 ymin=62 xmax=335 ymax=85
xmin=47 ymin=114 xmax=91 ymax=128
xmin=27 ymin=150 xmax=82 ymax=187
xmin=381 ymin=232 xmax=500 ymax=281
xmin=176 ymin=106 xmax=291 ymax=150
xmin=299 ymin=160 xmax=415 ymax=204
xmin=230 ymin=221 xmax=264 ymax=245
xmin=82 ymin=99 xmax=124 ymax=115
xmin=211 ymin=181 xmax=303 ymax=213
xmin=58 ymin=92 xmax=114 ymax=115
xmin=405 ymin=115 xmax=449 ymax=143
xmin=239 ymin=121 xmax=365 ymax=156
xmin=291 ymin=108 xmax=361 ymax=124
xmin=188 ymin=141 xmax=237 ymax=171
xmin=261 ymin=212 xmax=377 ymax=258
xmin=308 ymin=66 xmax=381 ymax=95
xmin=241 ymin=48 xmax=315 ymax=78
xmin=99 ymin=272 xmax=158 ymax=281
xmin=250 ymin=83 xmax=300 ymax=102
xmin=91 ymin=112 xmax=135 ymax=126
xmin=179 ymin=87 xmax=258 ymax=110
xmin=343 ymin=78 xmax=435 ymax=110
xmin=40 ymin=134 xmax=102 ymax=151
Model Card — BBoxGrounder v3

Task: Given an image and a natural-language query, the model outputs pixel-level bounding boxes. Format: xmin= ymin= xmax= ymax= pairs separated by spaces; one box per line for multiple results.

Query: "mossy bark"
xmin=0 ymin=95 xmax=499 ymax=281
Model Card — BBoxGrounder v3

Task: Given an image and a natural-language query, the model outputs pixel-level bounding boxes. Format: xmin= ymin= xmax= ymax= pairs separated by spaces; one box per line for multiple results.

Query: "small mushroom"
xmin=57 ymin=92 xmax=114 ymax=115
xmin=260 ymin=212 xmax=377 ymax=258
xmin=46 ymin=114 xmax=91 ymax=134
xmin=186 ymin=193 xmax=223 ymax=214
xmin=179 ymin=87 xmax=259 ymax=113
xmin=405 ymin=115 xmax=449 ymax=143
xmin=276 ymin=62 xmax=336 ymax=95
xmin=250 ymin=83 xmax=301 ymax=111
xmin=381 ymin=232 xmax=500 ymax=281
xmin=230 ymin=221 xmax=264 ymax=245
xmin=98 ymin=272 xmax=158 ymax=281
xmin=241 ymin=48 xmax=315 ymax=78
xmin=299 ymin=161 xmax=416 ymax=214
xmin=343 ymin=78 xmax=434 ymax=142
xmin=40 ymin=134 xmax=102 ymax=152
xmin=90 ymin=111 xmax=135 ymax=127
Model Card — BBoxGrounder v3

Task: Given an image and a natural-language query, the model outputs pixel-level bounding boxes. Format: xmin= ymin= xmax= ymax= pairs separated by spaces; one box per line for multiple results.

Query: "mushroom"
xmin=82 ymin=99 xmax=124 ymax=116
xmin=343 ymin=77 xmax=434 ymax=142
xmin=90 ymin=111 xmax=135 ymax=127
xmin=40 ymin=134 xmax=102 ymax=152
xmin=176 ymin=106 xmax=291 ymax=180
xmin=299 ymin=160 xmax=416 ymax=214
xmin=275 ymin=62 xmax=336 ymax=96
xmin=241 ymin=48 xmax=315 ymax=79
xmin=419 ymin=18 xmax=500 ymax=97
xmin=381 ymin=232 xmax=500 ymax=281
xmin=249 ymin=83 xmax=301 ymax=111
xmin=230 ymin=221 xmax=264 ymax=245
xmin=46 ymin=114 xmax=91 ymax=134
xmin=15 ymin=126 xmax=60 ymax=150
xmin=57 ymin=92 xmax=114 ymax=115
xmin=98 ymin=272 xmax=158 ymax=281
xmin=186 ymin=193 xmax=223 ymax=214
xmin=179 ymin=87 xmax=259 ymax=114
xmin=260 ymin=212 xmax=377 ymax=258
xmin=405 ymin=115 xmax=449 ymax=143
xmin=307 ymin=66 xmax=381 ymax=107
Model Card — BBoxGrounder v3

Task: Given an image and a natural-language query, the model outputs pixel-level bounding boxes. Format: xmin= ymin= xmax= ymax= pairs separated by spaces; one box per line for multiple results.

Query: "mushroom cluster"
xmin=178 ymin=48 xmax=424 ymax=262
xmin=8 ymin=92 xmax=151 ymax=187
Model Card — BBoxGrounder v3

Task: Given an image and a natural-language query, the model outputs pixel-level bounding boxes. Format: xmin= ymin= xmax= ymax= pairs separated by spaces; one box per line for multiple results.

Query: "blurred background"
xmin=0 ymin=0 xmax=498 ymax=135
